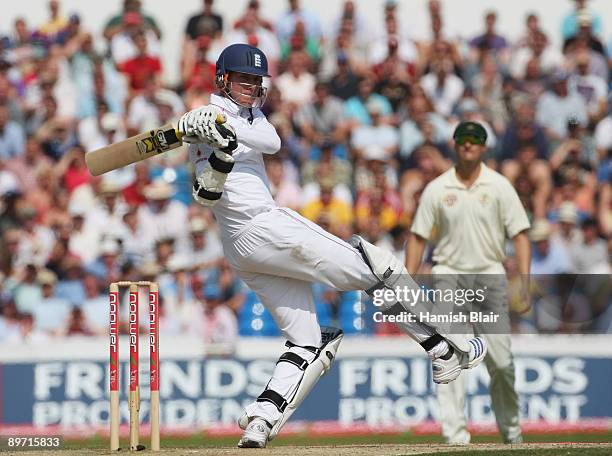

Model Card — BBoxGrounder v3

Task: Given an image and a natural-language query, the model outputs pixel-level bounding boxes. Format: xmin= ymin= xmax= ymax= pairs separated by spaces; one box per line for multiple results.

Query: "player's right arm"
xmin=406 ymin=184 xmax=437 ymax=275
xmin=406 ymin=233 xmax=427 ymax=276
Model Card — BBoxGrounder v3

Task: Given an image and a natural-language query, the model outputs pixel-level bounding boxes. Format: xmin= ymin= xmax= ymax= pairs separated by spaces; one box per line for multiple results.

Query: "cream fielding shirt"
xmin=411 ymin=164 xmax=530 ymax=273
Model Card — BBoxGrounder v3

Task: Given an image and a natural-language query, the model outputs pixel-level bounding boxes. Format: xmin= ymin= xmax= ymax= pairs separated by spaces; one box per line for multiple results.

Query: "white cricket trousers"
xmin=221 ymin=207 xmax=434 ymax=423
xmin=432 ymin=267 xmax=521 ymax=443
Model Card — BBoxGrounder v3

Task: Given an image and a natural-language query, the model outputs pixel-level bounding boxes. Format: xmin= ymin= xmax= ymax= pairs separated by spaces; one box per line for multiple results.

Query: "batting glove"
xmin=178 ymin=106 xmax=208 ymax=143
xmin=178 ymin=105 xmax=237 ymax=151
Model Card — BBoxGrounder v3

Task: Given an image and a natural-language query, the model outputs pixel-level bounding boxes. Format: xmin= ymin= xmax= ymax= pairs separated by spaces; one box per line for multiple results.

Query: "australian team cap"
xmin=453 ymin=121 xmax=488 ymax=142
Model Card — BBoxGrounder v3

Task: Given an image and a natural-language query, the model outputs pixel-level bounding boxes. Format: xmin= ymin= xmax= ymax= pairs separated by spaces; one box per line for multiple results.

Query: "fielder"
xmin=406 ymin=121 xmax=531 ymax=444
xmin=178 ymin=44 xmax=488 ymax=448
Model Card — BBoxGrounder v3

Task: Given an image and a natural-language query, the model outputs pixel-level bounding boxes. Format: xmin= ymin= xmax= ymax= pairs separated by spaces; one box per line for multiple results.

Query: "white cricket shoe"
xmin=237 ymin=417 xmax=271 ymax=448
xmin=432 ymin=337 xmax=487 ymax=384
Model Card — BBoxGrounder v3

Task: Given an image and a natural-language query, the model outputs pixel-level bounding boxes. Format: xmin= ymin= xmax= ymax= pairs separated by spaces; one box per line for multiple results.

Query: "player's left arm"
xmin=511 ymin=231 xmax=532 ymax=313
xmin=500 ymin=178 xmax=532 ymax=313
xmin=189 ymin=142 xmax=235 ymax=207
xmin=406 ymin=183 xmax=437 ymax=275
xmin=511 ymin=231 xmax=531 ymax=275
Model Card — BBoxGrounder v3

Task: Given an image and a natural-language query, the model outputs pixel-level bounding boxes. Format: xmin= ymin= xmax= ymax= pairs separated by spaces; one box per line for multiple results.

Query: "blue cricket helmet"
xmin=215 ymin=43 xmax=270 ymax=79
xmin=215 ymin=43 xmax=270 ymax=108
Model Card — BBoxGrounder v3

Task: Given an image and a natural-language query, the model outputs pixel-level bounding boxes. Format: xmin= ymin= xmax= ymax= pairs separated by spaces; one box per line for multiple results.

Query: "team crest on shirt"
xmin=479 ymin=193 xmax=491 ymax=206
xmin=443 ymin=193 xmax=457 ymax=207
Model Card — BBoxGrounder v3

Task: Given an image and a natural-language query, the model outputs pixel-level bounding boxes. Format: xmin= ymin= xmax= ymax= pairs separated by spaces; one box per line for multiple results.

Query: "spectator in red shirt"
xmin=58 ymin=146 xmax=91 ymax=193
xmin=117 ymin=29 xmax=162 ymax=93
xmin=122 ymin=161 xmax=151 ymax=206
xmin=182 ymin=35 xmax=216 ymax=106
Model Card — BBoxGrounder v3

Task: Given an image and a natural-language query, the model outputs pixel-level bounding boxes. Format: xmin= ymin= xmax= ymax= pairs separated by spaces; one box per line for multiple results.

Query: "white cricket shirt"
xmin=189 ymin=94 xmax=281 ymax=238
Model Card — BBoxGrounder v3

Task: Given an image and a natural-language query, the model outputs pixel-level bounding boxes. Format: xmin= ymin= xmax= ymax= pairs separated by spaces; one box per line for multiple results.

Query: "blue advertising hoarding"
xmin=1 ymin=352 xmax=610 ymax=429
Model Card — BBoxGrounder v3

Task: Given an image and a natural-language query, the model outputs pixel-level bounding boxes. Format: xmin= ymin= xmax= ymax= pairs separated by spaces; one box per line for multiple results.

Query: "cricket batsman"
xmin=406 ymin=121 xmax=531 ymax=444
xmin=177 ymin=44 xmax=488 ymax=448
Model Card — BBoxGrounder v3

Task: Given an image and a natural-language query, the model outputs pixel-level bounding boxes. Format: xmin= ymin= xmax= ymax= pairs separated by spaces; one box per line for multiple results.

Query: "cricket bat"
xmin=85 ymin=114 xmax=227 ymax=176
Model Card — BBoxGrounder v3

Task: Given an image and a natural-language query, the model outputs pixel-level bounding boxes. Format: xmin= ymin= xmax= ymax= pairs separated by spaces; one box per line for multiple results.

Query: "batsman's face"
xmin=227 ymin=71 xmax=266 ymax=108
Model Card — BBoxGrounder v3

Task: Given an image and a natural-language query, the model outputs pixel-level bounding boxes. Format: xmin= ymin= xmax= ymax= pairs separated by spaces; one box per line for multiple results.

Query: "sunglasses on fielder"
xmin=455 ymin=135 xmax=486 ymax=146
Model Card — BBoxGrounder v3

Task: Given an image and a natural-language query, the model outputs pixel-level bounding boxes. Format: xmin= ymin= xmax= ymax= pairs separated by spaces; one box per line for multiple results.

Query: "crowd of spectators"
xmin=0 ymin=0 xmax=610 ymax=344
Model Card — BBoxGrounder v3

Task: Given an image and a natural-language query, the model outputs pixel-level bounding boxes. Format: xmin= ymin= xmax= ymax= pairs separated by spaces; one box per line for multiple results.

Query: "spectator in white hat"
xmin=552 ymin=202 xmax=583 ymax=250
xmin=561 ymin=0 xmax=603 ymax=41
xmin=138 ymin=179 xmax=188 ymax=243
xmin=127 ymin=77 xmax=184 ymax=134
xmin=31 ymin=269 xmax=71 ymax=336
xmin=351 ymin=99 xmax=399 ymax=160
xmin=85 ymin=240 xmax=122 ymax=285
xmin=88 ymin=178 xmax=129 ymax=241
xmin=78 ymin=103 xmax=127 ymax=153
xmin=180 ymin=217 xmax=223 ymax=275
xmin=530 ymin=219 xmax=573 ymax=275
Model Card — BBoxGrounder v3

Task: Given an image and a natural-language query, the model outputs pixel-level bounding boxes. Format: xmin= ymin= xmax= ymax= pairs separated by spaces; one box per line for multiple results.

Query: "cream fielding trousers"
xmin=432 ymin=265 xmax=521 ymax=444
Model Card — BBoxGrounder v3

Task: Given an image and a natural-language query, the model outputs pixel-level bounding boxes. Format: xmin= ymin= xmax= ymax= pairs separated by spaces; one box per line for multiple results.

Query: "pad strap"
xmin=420 ymin=333 xmax=445 ymax=351
xmin=285 ymin=340 xmax=320 ymax=355
xmin=257 ymin=389 xmax=288 ymax=413
xmin=277 ymin=352 xmax=309 ymax=370
xmin=208 ymin=152 xmax=234 ymax=173
xmin=193 ymin=182 xmax=222 ymax=201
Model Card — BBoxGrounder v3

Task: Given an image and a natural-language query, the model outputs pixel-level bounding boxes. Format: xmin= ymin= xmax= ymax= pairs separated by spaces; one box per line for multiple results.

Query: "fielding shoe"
xmin=237 ymin=417 xmax=271 ymax=448
xmin=432 ymin=337 xmax=487 ymax=384
xmin=504 ymin=435 xmax=523 ymax=444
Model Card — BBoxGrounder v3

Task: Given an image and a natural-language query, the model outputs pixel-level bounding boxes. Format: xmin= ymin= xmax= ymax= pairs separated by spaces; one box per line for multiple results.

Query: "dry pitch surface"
xmin=2 ymin=443 xmax=611 ymax=455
